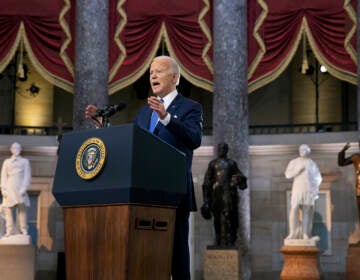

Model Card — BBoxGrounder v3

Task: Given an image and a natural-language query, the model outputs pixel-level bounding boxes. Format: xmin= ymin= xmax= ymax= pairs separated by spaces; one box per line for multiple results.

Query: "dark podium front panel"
xmin=53 ymin=123 xmax=187 ymax=207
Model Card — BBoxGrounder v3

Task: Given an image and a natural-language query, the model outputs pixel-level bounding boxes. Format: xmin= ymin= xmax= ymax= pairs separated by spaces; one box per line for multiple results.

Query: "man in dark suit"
xmin=86 ymin=55 xmax=203 ymax=279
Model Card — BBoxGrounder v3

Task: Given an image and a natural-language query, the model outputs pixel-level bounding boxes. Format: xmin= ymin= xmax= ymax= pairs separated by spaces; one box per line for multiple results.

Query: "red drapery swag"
xmin=0 ymin=0 xmax=213 ymax=93
xmin=0 ymin=0 xmax=356 ymax=94
xmin=248 ymin=0 xmax=357 ymax=93
xmin=0 ymin=0 xmax=74 ymax=91
xmin=106 ymin=0 xmax=213 ymax=93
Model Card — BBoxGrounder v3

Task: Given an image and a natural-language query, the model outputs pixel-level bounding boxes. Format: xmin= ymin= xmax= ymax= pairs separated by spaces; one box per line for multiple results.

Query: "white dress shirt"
xmin=158 ymin=89 xmax=178 ymax=126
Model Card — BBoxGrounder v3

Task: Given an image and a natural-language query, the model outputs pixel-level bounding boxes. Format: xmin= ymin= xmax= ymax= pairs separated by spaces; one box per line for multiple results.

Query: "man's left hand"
xmin=148 ymin=96 xmax=167 ymax=119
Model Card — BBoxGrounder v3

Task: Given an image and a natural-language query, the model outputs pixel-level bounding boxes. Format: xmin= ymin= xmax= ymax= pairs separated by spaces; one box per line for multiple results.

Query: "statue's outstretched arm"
xmin=338 ymin=144 xmax=353 ymax=166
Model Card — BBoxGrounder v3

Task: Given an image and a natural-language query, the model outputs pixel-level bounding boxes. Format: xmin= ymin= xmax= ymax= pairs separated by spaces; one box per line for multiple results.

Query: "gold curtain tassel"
xmin=18 ymin=64 xmax=24 ymax=78
xmin=301 ymin=32 xmax=308 ymax=74
xmin=301 ymin=58 xmax=309 ymax=74
xmin=17 ymin=37 xmax=24 ymax=78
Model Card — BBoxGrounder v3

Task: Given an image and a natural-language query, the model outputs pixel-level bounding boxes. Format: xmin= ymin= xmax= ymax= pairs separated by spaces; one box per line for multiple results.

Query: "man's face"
xmin=149 ymin=58 xmax=177 ymax=97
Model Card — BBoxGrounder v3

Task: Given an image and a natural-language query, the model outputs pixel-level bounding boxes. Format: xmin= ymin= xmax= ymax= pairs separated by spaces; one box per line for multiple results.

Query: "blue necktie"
xmin=149 ymin=98 xmax=164 ymax=133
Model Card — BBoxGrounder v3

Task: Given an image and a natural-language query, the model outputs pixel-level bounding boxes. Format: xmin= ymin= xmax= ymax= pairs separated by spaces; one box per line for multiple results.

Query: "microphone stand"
xmin=102 ymin=116 xmax=111 ymax=128
xmin=90 ymin=115 xmax=110 ymax=128
xmin=90 ymin=115 xmax=104 ymax=128
xmin=91 ymin=103 xmax=126 ymax=128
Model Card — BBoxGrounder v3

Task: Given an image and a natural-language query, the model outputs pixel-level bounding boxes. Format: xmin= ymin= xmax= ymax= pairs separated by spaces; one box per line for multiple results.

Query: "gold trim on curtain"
xmin=109 ymin=0 xmax=127 ymax=82
xmin=164 ymin=27 xmax=213 ymax=92
xmin=249 ymin=1 xmax=357 ymax=93
xmin=59 ymin=0 xmax=74 ymax=80
xmin=248 ymin=17 xmax=305 ymax=94
xmin=198 ymin=0 xmax=213 ymax=76
xmin=22 ymin=23 xmax=74 ymax=92
xmin=109 ymin=16 xmax=214 ymax=95
xmin=108 ymin=23 xmax=164 ymax=95
xmin=248 ymin=0 xmax=268 ymax=81
xmin=305 ymin=19 xmax=357 ymax=85
xmin=163 ymin=20 xmax=214 ymax=92
xmin=344 ymin=0 xmax=357 ymax=64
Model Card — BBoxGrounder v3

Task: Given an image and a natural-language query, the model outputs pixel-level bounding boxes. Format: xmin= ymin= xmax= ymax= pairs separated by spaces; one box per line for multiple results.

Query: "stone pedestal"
xmin=0 ymin=234 xmax=32 ymax=245
xmin=203 ymin=248 xmax=240 ymax=280
xmin=0 ymin=244 xmax=35 ymax=280
xmin=346 ymin=243 xmax=360 ymax=280
xmin=280 ymin=245 xmax=320 ymax=280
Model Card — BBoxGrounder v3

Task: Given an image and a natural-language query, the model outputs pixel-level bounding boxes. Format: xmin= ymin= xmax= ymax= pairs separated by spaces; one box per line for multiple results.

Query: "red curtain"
xmin=248 ymin=0 xmax=357 ymax=93
xmin=0 ymin=0 xmax=73 ymax=91
xmin=0 ymin=0 xmax=213 ymax=93
xmin=60 ymin=0 xmax=213 ymax=93
xmin=0 ymin=0 xmax=357 ymax=94
xmin=107 ymin=0 xmax=213 ymax=93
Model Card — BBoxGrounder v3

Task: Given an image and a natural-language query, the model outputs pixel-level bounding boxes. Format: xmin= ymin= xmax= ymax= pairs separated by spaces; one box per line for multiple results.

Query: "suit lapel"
xmin=144 ymin=106 xmax=153 ymax=131
xmin=167 ymin=94 xmax=183 ymax=116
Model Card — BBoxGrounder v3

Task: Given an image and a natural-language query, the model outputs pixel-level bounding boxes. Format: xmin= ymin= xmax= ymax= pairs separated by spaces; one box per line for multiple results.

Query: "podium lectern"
xmin=53 ymin=124 xmax=187 ymax=280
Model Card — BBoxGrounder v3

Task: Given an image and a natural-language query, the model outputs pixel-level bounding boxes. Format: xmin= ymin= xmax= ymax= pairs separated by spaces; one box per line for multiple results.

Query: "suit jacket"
xmin=134 ymin=94 xmax=203 ymax=211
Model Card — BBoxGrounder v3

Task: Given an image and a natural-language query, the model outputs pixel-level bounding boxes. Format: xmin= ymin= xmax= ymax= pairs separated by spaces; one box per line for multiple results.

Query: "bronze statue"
xmin=201 ymin=142 xmax=247 ymax=247
xmin=338 ymin=142 xmax=360 ymax=218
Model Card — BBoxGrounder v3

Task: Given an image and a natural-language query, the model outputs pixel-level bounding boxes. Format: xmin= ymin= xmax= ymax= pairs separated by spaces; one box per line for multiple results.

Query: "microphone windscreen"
xmin=116 ymin=102 xmax=126 ymax=111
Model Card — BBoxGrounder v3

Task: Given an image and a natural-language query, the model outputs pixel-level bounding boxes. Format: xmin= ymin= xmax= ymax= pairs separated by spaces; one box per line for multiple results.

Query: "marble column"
xmin=213 ymin=0 xmax=250 ymax=279
xmin=358 ymin=0 xmax=360 ymax=138
xmin=73 ymin=0 xmax=109 ymax=130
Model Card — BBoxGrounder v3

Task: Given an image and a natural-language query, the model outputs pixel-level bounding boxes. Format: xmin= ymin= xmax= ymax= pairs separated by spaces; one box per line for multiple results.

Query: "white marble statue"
xmin=0 ymin=142 xmax=31 ymax=237
xmin=285 ymin=144 xmax=322 ymax=240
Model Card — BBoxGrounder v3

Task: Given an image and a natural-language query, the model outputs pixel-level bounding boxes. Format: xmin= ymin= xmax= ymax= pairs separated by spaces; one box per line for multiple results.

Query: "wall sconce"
xmin=27 ymin=83 xmax=40 ymax=97
xmin=17 ymin=83 xmax=41 ymax=98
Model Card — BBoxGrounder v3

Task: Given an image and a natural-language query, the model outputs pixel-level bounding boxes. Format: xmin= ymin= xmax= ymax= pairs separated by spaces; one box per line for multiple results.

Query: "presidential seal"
xmin=75 ymin=137 xmax=106 ymax=180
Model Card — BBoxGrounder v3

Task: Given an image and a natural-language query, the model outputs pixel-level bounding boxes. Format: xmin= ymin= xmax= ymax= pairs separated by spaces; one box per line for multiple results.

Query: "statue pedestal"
xmin=0 ymin=234 xmax=31 ymax=245
xmin=346 ymin=243 xmax=360 ymax=280
xmin=0 ymin=244 xmax=35 ymax=280
xmin=203 ymin=248 xmax=240 ymax=280
xmin=280 ymin=243 xmax=320 ymax=280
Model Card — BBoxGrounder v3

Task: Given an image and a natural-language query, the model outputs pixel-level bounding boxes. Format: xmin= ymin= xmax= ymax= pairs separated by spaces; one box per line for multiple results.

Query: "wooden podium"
xmin=53 ymin=124 xmax=187 ymax=280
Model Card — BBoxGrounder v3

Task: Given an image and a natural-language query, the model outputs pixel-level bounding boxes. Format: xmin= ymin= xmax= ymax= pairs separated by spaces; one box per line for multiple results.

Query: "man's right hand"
xmin=85 ymin=105 xmax=103 ymax=127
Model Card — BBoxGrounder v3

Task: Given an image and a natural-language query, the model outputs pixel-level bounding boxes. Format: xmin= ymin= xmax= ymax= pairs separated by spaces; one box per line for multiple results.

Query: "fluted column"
xmin=73 ymin=0 xmax=109 ymax=130
xmin=213 ymin=0 xmax=250 ymax=279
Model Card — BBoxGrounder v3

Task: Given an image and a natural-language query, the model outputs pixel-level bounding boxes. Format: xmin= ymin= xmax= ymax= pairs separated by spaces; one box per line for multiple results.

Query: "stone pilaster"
xmin=73 ymin=0 xmax=109 ymax=130
xmin=213 ymin=0 xmax=250 ymax=279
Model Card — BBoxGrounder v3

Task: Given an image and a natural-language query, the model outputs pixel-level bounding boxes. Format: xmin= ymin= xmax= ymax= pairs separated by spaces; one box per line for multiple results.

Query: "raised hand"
xmin=85 ymin=105 xmax=103 ymax=127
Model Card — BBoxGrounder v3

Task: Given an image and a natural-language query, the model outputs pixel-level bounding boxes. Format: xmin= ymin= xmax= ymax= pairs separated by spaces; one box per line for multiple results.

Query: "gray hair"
xmin=153 ymin=56 xmax=181 ymax=86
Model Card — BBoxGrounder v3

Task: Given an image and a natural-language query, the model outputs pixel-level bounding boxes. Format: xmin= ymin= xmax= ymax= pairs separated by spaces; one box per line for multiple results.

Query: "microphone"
xmin=92 ymin=103 xmax=127 ymax=119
